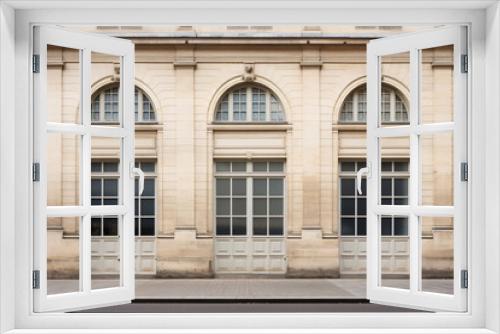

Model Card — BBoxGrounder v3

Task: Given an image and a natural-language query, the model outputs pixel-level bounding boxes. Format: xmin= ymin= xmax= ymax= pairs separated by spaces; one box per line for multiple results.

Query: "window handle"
xmin=356 ymin=163 xmax=370 ymax=195
xmin=133 ymin=167 xmax=145 ymax=196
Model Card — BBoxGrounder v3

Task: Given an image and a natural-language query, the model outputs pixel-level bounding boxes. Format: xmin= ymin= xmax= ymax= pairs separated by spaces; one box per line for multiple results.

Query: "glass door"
xmin=33 ymin=26 xmax=137 ymax=312
xmin=365 ymin=26 xmax=468 ymax=311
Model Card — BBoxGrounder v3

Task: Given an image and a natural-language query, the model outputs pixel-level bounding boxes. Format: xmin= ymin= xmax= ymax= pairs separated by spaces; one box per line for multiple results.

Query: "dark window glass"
xmin=103 ymin=198 xmax=118 ymax=205
xmin=91 ymin=198 xmax=102 ymax=205
xmin=357 ymin=198 xmax=366 ymax=215
xmin=253 ymin=162 xmax=267 ymax=172
xmin=358 ymin=161 xmax=366 ymax=169
xmin=253 ymin=179 xmax=267 ymax=196
xmin=269 ymin=218 xmax=283 ymax=235
xmin=134 ymin=218 xmax=139 ymax=236
xmin=269 ymin=198 xmax=283 ymax=215
xmin=103 ymin=217 xmax=118 ymax=236
xmin=341 ymin=161 xmax=356 ymax=172
xmin=269 ymin=178 xmax=283 ymax=196
xmin=140 ymin=218 xmax=155 ymax=236
xmin=381 ymin=179 xmax=392 ymax=196
xmin=216 ymin=217 xmax=230 ymax=235
xmin=103 ymin=179 xmax=118 ymax=196
xmin=381 ymin=162 xmax=392 ymax=172
xmin=381 ymin=217 xmax=393 ymax=236
xmin=103 ymin=162 xmax=118 ymax=172
xmin=360 ymin=178 xmax=366 ymax=194
xmin=232 ymin=217 xmax=246 ymax=235
xmin=216 ymin=179 xmax=230 ymax=196
xmin=394 ymin=198 xmax=408 ymax=205
xmin=269 ymin=162 xmax=284 ymax=172
xmin=215 ymin=162 xmax=230 ymax=172
xmin=341 ymin=178 xmax=355 ymax=196
xmin=394 ymin=178 xmax=408 ymax=196
xmin=143 ymin=179 xmax=155 ymax=196
xmin=140 ymin=162 xmax=155 ymax=172
xmin=216 ymin=198 xmax=230 ymax=215
xmin=341 ymin=218 xmax=355 ymax=236
xmin=232 ymin=198 xmax=246 ymax=215
xmin=91 ymin=179 xmax=102 ymax=196
xmin=341 ymin=198 xmax=355 ymax=215
xmin=253 ymin=198 xmax=267 ymax=215
xmin=91 ymin=218 xmax=101 ymax=236
xmin=394 ymin=161 xmax=409 ymax=172
xmin=253 ymin=218 xmax=267 ymax=235
xmin=232 ymin=162 xmax=247 ymax=172
xmin=357 ymin=218 xmax=367 ymax=236
xmin=381 ymin=198 xmax=392 ymax=205
xmin=141 ymin=199 xmax=155 ymax=216
xmin=134 ymin=179 xmax=139 ymax=196
xmin=91 ymin=162 xmax=101 ymax=172
xmin=232 ymin=178 xmax=246 ymax=196
xmin=394 ymin=217 xmax=409 ymax=236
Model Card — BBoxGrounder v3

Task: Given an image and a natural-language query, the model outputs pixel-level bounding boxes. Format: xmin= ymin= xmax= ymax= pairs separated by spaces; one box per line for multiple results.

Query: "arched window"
xmin=339 ymin=84 xmax=408 ymax=123
xmin=91 ymin=85 xmax=156 ymax=123
xmin=215 ymin=85 xmax=285 ymax=123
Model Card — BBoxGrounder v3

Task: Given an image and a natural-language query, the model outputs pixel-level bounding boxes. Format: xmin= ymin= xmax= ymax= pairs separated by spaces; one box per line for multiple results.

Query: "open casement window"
xmin=364 ymin=26 xmax=468 ymax=312
xmin=33 ymin=26 xmax=139 ymax=312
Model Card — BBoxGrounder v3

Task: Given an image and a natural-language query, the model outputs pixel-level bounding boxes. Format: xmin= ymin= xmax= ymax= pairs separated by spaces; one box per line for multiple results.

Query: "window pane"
xmin=216 ymin=179 xmax=230 ymax=196
xmin=103 ymin=162 xmax=118 ymax=172
xmin=232 ymin=217 xmax=246 ymax=235
xmin=381 ymin=217 xmax=393 ymax=236
xmin=215 ymin=96 xmax=229 ymax=121
xmin=253 ymin=198 xmax=267 ymax=215
xmin=232 ymin=88 xmax=247 ymax=121
xmin=341 ymin=178 xmax=355 ymax=196
xmin=270 ymin=95 xmax=285 ymax=122
xmin=269 ymin=198 xmax=283 ymax=215
xmin=269 ymin=162 xmax=284 ymax=172
xmin=216 ymin=217 xmax=230 ymax=235
xmin=269 ymin=178 xmax=283 ymax=196
xmin=232 ymin=178 xmax=246 ymax=196
xmin=253 ymin=162 xmax=267 ymax=172
xmin=103 ymin=179 xmax=118 ymax=196
xmin=253 ymin=218 xmax=267 ymax=235
xmin=143 ymin=179 xmax=155 ymax=197
xmin=102 ymin=217 xmax=118 ymax=236
xmin=357 ymin=198 xmax=366 ymax=215
xmin=251 ymin=88 xmax=266 ymax=121
xmin=394 ymin=178 xmax=408 ymax=196
xmin=232 ymin=198 xmax=246 ymax=215
xmin=341 ymin=198 xmax=355 ymax=215
xmin=231 ymin=162 xmax=247 ymax=172
xmin=140 ymin=199 xmax=155 ymax=216
xmin=103 ymin=198 xmax=118 ymax=205
xmin=140 ymin=162 xmax=155 ymax=172
xmin=91 ymin=198 xmax=102 ymax=205
xmin=140 ymin=218 xmax=155 ymax=236
xmin=394 ymin=217 xmax=408 ymax=236
xmin=381 ymin=161 xmax=392 ymax=172
xmin=394 ymin=198 xmax=408 ymax=205
xmin=135 ymin=218 xmax=139 ymax=236
xmin=341 ymin=161 xmax=355 ymax=172
xmin=357 ymin=218 xmax=367 ymax=236
xmin=253 ymin=179 xmax=267 ymax=196
xmin=341 ymin=218 xmax=355 ymax=236
xmin=91 ymin=218 xmax=101 ymax=236
xmin=381 ymin=179 xmax=392 ymax=196
xmin=216 ymin=198 xmax=230 ymax=215
xmin=91 ymin=179 xmax=102 ymax=196
xmin=394 ymin=161 xmax=409 ymax=172
xmin=91 ymin=162 xmax=101 ymax=172
xmin=269 ymin=218 xmax=283 ymax=235
xmin=215 ymin=162 xmax=230 ymax=172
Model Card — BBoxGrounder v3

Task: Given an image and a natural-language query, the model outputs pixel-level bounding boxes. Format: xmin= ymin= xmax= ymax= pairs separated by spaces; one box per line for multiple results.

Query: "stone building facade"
xmin=46 ymin=27 xmax=454 ymax=279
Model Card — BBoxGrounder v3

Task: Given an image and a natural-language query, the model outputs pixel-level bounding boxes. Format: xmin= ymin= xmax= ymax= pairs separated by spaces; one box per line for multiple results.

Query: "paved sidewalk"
xmin=48 ymin=278 xmax=453 ymax=299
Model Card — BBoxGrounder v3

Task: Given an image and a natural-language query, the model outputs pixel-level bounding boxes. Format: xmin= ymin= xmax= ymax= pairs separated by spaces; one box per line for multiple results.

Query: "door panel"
xmin=366 ymin=26 xmax=467 ymax=312
xmin=33 ymin=26 xmax=135 ymax=312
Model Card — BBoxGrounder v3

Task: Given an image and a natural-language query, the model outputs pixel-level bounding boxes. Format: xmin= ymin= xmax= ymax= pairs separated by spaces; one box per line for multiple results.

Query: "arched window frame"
xmin=214 ymin=85 xmax=285 ymax=123
xmin=91 ymin=85 xmax=156 ymax=124
xmin=339 ymin=84 xmax=408 ymax=124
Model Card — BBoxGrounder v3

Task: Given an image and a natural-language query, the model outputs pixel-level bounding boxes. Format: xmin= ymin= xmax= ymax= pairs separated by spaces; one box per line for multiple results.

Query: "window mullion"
xmin=247 ymin=87 xmax=252 ymax=122
xmin=266 ymin=91 xmax=271 ymax=122
xmin=138 ymin=90 xmax=143 ymax=123
xmin=353 ymin=92 xmax=359 ymax=122
xmin=228 ymin=92 xmax=233 ymax=122
xmin=390 ymin=90 xmax=396 ymax=122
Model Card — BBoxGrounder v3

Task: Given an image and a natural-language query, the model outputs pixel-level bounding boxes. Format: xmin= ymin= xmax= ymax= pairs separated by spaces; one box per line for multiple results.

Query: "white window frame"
xmin=214 ymin=85 xmax=286 ymax=123
xmin=2 ymin=2 xmax=497 ymax=333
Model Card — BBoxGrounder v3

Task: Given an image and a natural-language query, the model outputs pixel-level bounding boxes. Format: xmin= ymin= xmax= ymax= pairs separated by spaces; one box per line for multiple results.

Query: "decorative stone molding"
xmin=173 ymin=60 xmax=197 ymax=69
xmin=242 ymin=63 xmax=256 ymax=81
xmin=111 ymin=62 xmax=120 ymax=81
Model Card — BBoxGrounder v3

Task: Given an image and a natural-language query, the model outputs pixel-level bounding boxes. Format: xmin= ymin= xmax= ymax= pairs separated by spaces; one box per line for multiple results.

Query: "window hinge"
xmin=32 ymin=54 xmax=40 ymax=73
xmin=461 ymin=54 xmax=468 ymax=73
xmin=461 ymin=269 xmax=468 ymax=289
xmin=32 ymin=270 xmax=40 ymax=289
xmin=461 ymin=162 xmax=468 ymax=182
xmin=32 ymin=162 xmax=40 ymax=182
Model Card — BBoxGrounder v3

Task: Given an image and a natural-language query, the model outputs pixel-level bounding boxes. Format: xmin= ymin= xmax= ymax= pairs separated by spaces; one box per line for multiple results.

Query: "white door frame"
xmin=366 ymin=25 xmax=468 ymax=312
xmin=32 ymin=25 xmax=136 ymax=312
